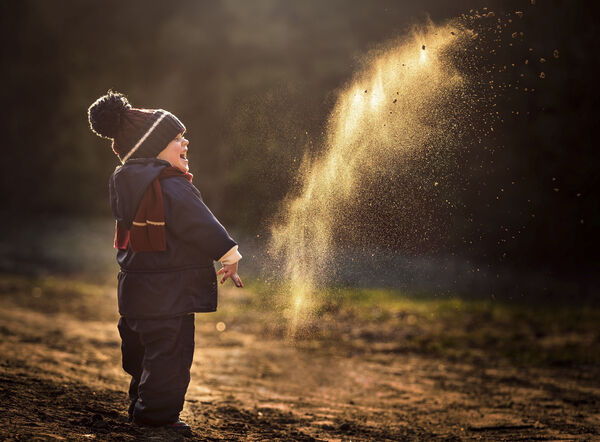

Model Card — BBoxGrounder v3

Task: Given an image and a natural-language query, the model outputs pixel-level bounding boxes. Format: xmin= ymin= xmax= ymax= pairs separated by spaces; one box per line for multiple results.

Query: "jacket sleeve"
xmin=218 ymin=245 xmax=242 ymax=265
xmin=163 ymin=177 xmax=237 ymax=261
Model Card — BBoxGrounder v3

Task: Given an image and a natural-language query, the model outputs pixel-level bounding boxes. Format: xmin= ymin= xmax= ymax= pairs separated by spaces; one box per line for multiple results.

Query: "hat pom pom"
xmin=88 ymin=90 xmax=131 ymax=139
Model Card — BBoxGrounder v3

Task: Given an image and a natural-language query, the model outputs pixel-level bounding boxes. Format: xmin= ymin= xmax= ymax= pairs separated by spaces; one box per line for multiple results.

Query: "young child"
xmin=88 ymin=91 xmax=243 ymax=431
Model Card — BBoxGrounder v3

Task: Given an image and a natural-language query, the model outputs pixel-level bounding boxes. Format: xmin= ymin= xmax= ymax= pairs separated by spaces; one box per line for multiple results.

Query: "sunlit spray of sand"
xmin=269 ymin=22 xmax=476 ymax=337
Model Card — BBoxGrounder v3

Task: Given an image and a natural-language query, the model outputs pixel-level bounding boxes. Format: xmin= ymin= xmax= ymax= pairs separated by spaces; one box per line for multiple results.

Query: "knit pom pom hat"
xmin=88 ymin=91 xmax=186 ymax=163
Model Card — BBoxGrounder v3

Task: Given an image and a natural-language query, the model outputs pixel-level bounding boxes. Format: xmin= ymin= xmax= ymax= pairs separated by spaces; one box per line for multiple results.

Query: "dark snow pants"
xmin=117 ymin=314 xmax=195 ymax=426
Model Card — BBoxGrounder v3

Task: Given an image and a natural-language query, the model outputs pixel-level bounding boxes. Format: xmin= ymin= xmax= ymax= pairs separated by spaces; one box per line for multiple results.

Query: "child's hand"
xmin=217 ymin=262 xmax=243 ymax=288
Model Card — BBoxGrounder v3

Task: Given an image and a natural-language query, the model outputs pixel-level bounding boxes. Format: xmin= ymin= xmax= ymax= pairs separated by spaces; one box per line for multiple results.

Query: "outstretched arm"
xmin=164 ymin=178 xmax=244 ymax=288
xmin=164 ymin=178 xmax=237 ymax=260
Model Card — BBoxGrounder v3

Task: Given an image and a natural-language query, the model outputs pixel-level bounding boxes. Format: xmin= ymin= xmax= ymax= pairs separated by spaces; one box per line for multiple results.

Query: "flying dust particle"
xmin=268 ymin=9 xmax=550 ymax=337
xmin=268 ymin=22 xmax=478 ymax=337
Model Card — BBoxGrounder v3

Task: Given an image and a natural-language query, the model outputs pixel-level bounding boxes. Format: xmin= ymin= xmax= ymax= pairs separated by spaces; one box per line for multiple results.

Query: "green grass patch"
xmin=2 ymin=273 xmax=598 ymax=370
xmin=241 ymin=282 xmax=600 ymax=368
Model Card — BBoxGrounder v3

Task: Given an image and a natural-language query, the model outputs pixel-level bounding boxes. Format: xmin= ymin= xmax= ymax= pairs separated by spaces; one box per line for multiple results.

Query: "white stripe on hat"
xmin=121 ymin=111 xmax=168 ymax=164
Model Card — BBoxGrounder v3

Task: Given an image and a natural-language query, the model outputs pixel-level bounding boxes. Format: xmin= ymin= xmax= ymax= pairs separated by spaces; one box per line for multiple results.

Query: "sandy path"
xmin=1 ymin=285 xmax=599 ymax=440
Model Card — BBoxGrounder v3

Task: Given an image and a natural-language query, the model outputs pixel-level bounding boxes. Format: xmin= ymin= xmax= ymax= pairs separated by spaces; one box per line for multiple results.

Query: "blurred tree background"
xmin=0 ymin=0 xmax=598 ymax=289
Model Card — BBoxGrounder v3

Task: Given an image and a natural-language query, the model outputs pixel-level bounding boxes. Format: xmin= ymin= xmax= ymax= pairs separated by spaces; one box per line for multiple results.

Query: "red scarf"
xmin=115 ymin=167 xmax=193 ymax=252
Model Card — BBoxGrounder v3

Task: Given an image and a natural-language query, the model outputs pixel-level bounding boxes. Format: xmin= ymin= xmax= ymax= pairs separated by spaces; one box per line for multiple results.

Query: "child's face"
xmin=157 ymin=132 xmax=189 ymax=173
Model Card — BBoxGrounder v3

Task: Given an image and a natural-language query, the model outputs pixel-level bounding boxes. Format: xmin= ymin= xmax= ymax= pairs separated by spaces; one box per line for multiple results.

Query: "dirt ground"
xmin=0 ymin=273 xmax=599 ymax=441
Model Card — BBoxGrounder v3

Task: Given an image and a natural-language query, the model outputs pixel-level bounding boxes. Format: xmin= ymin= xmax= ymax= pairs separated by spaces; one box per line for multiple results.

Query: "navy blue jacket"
xmin=109 ymin=158 xmax=237 ymax=318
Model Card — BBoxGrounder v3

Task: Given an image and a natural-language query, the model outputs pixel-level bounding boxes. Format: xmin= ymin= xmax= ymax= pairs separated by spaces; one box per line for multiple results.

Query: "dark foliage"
xmin=0 ymin=0 xmax=598 ymax=280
